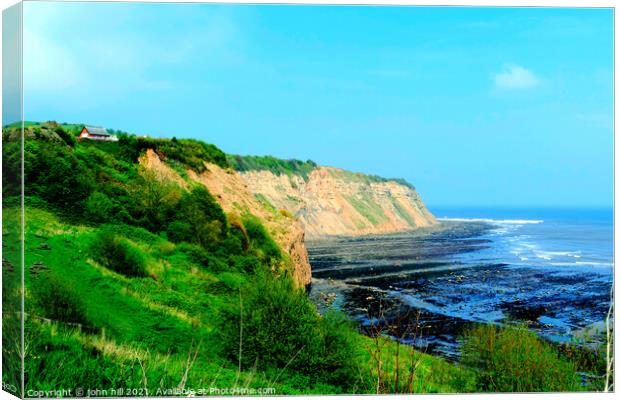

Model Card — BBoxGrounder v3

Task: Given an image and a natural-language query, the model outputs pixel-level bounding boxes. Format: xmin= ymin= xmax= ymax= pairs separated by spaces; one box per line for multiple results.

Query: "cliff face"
xmin=140 ymin=150 xmax=312 ymax=288
xmin=240 ymin=166 xmax=437 ymax=238
xmin=140 ymin=149 xmax=434 ymax=287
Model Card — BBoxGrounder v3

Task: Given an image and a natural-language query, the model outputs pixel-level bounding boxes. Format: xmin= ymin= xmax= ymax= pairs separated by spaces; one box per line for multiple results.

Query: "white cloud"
xmin=493 ymin=64 xmax=541 ymax=90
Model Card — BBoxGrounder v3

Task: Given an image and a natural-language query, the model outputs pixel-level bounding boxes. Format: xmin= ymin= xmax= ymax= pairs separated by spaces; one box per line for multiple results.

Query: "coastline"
xmin=307 ymin=211 xmax=613 ymax=361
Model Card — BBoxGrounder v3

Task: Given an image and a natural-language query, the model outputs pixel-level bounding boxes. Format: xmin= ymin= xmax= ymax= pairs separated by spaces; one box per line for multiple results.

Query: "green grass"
xmin=460 ymin=324 xmax=583 ymax=392
xmin=345 ymin=194 xmax=389 ymax=226
xmin=391 ymin=197 xmax=417 ymax=226
xmin=357 ymin=335 xmax=476 ymax=393
xmin=328 ymin=168 xmax=416 ymax=189
xmin=6 ymin=121 xmax=606 ymax=396
xmin=2 ymin=202 xmax=22 ymax=397
xmin=228 ymin=155 xmax=317 ymax=180
xmin=3 ymin=122 xmax=476 ymax=395
xmin=7 ymin=206 xmax=474 ymax=395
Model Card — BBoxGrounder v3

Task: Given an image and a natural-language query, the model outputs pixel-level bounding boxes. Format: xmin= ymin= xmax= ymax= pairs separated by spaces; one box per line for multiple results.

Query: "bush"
xmin=31 ymin=275 xmax=88 ymax=325
xmin=228 ymin=155 xmax=317 ymax=180
xmin=91 ymin=227 xmax=149 ymax=277
xmin=217 ymin=272 xmax=359 ymax=389
xmin=177 ymin=243 xmax=228 ymax=273
xmin=279 ymin=208 xmax=294 ymax=218
xmin=84 ymin=191 xmax=116 ymax=223
xmin=118 ymin=134 xmax=229 ymax=171
xmin=229 ymin=254 xmax=269 ymax=274
xmin=227 ymin=213 xmax=249 ymax=251
xmin=168 ymin=187 xmax=228 ymax=248
xmin=460 ymin=324 xmax=580 ymax=392
xmin=166 ymin=220 xmax=193 ymax=243
xmin=54 ymin=126 xmax=76 ymax=147
xmin=2 ymin=140 xmax=21 ymax=197
xmin=23 ymin=140 xmax=94 ymax=212
xmin=242 ymin=215 xmax=281 ymax=266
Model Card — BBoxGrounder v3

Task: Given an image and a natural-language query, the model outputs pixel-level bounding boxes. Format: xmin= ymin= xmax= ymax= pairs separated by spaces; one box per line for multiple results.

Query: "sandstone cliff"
xmin=140 ymin=149 xmax=312 ymax=288
xmin=239 ymin=166 xmax=437 ymax=238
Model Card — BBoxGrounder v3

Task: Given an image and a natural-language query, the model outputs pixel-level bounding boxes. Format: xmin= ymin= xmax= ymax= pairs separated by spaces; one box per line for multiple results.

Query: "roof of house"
xmin=84 ymin=126 xmax=111 ymax=136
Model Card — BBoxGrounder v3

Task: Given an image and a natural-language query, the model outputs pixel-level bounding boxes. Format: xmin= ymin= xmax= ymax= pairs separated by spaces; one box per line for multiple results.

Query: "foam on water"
xmin=308 ymin=207 xmax=613 ymax=358
xmin=444 ymin=210 xmax=613 ymax=272
xmin=438 ymin=217 xmax=544 ymax=224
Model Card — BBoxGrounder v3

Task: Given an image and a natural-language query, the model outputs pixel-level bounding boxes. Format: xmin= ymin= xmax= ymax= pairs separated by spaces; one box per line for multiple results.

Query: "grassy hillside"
xmin=4 ymin=121 xmax=598 ymax=395
xmin=2 ymin=122 xmax=474 ymax=396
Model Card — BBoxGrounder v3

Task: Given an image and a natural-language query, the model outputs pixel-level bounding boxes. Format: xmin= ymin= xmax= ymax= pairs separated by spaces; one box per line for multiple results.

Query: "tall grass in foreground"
xmin=461 ymin=324 xmax=580 ymax=392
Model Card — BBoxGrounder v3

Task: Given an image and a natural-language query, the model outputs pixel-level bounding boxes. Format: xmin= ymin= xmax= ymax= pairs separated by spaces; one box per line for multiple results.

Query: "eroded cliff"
xmin=239 ymin=166 xmax=437 ymax=238
xmin=140 ymin=149 xmax=312 ymax=288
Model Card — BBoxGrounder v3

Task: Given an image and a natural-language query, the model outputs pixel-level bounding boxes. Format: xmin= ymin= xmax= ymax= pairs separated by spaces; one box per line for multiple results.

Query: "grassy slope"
xmin=2 ymin=121 xmax=474 ymax=394
xmin=6 ymin=206 xmax=472 ymax=394
xmin=12 ymin=208 xmax=322 ymax=393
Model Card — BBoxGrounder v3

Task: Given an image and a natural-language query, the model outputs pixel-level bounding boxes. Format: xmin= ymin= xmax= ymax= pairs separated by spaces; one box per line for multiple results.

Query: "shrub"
xmin=118 ymin=134 xmax=229 ymax=170
xmin=132 ymin=168 xmax=181 ymax=232
xmin=217 ymin=272 xmax=359 ymax=389
xmin=215 ymin=234 xmax=244 ymax=258
xmin=177 ymin=243 xmax=228 ymax=272
xmin=166 ymin=220 xmax=193 ymax=243
xmin=84 ymin=191 xmax=116 ymax=223
xmin=227 ymin=213 xmax=249 ymax=251
xmin=31 ymin=275 xmax=88 ymax=325
xmin=279 ymin=208 xmax=294 ymax=219
xmin=54 ymin=126 xmax=76 ymax=147
xmin=228 ymin=155 xmax=317 ymax=180
xmin=169 ymin=187 xmax=228 ymax=248
xmin=23 ymin=140 xmax=94 ymax=212
xmin=91 ymin=227 xmax=149 ymax=277
xmin=460 ymin=324 xmax=580 ymax=392
xmin=2 ymin=140 xmax=22 ymax=197
xmin=228 ymin=255 xmax=261 ymax=274
xmin=242 ymin=214 xmax=281 ymax=266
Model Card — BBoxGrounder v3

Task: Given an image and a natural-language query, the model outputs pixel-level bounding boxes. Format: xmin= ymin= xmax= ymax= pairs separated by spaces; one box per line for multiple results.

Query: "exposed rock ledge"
xmin=239 ymin=166 xmax=437 ymax=238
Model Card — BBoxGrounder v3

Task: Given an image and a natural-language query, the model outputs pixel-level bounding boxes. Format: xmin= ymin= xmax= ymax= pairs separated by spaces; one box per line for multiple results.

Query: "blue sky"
xmin=19 ymin=3 xmax=613 ymax=208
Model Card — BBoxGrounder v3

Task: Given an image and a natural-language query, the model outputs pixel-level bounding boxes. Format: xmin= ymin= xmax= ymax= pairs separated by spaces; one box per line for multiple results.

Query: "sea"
xmin=307 ymin=207 xmax=614 ymax=360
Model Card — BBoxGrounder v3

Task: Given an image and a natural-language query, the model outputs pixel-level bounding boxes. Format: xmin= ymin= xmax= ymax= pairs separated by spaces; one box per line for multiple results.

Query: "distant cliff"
xmin=229 ymin=156 xmax=437 ymax=238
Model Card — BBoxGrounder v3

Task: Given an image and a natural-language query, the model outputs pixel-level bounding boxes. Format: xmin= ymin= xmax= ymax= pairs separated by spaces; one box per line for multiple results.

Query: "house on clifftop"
xmin=78 ymin=126 xmax=119 ymax=142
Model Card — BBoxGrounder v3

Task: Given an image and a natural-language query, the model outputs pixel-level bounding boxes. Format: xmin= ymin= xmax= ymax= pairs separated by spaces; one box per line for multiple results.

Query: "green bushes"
xmin=460 ymin=324 xmax=580 ymax=392
xmin=3 ymin=124 xmax=232 ymax=232
xmin=31 ymin=275 xmax=88 ymax=325
xmin=2 ymin=139 xmax=21 ymax=197
xmin=217 ymin=272 xmax=360 ymax=389
xmin=90 ymin=227 xmax=149 ymax=277
xmin=54 ymin=126 xmax=77 ymax=147
xmin=118 ymin=134 xmax=229 ymax=171
xmin=227 ymin=213 xmax=250 ymax=251
xmin=23 ymin=140 xmax=94 ymax=211
xmin=84 ymin=191 xmax=117 ymax=223
xmin=177 ymin=243 xmax=229 ymax=273
xmin=242 ymin=215 xmax=281 ymax=266
xmin=228 ymin=155 xmax=317 ymax=180
xmin=4 ymin=124 xmax=280 ymax=271
xmin=172 ymin=187 xmax=228 ymax=247
xmin=166 ymin=220 xmax=193 ymax=243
